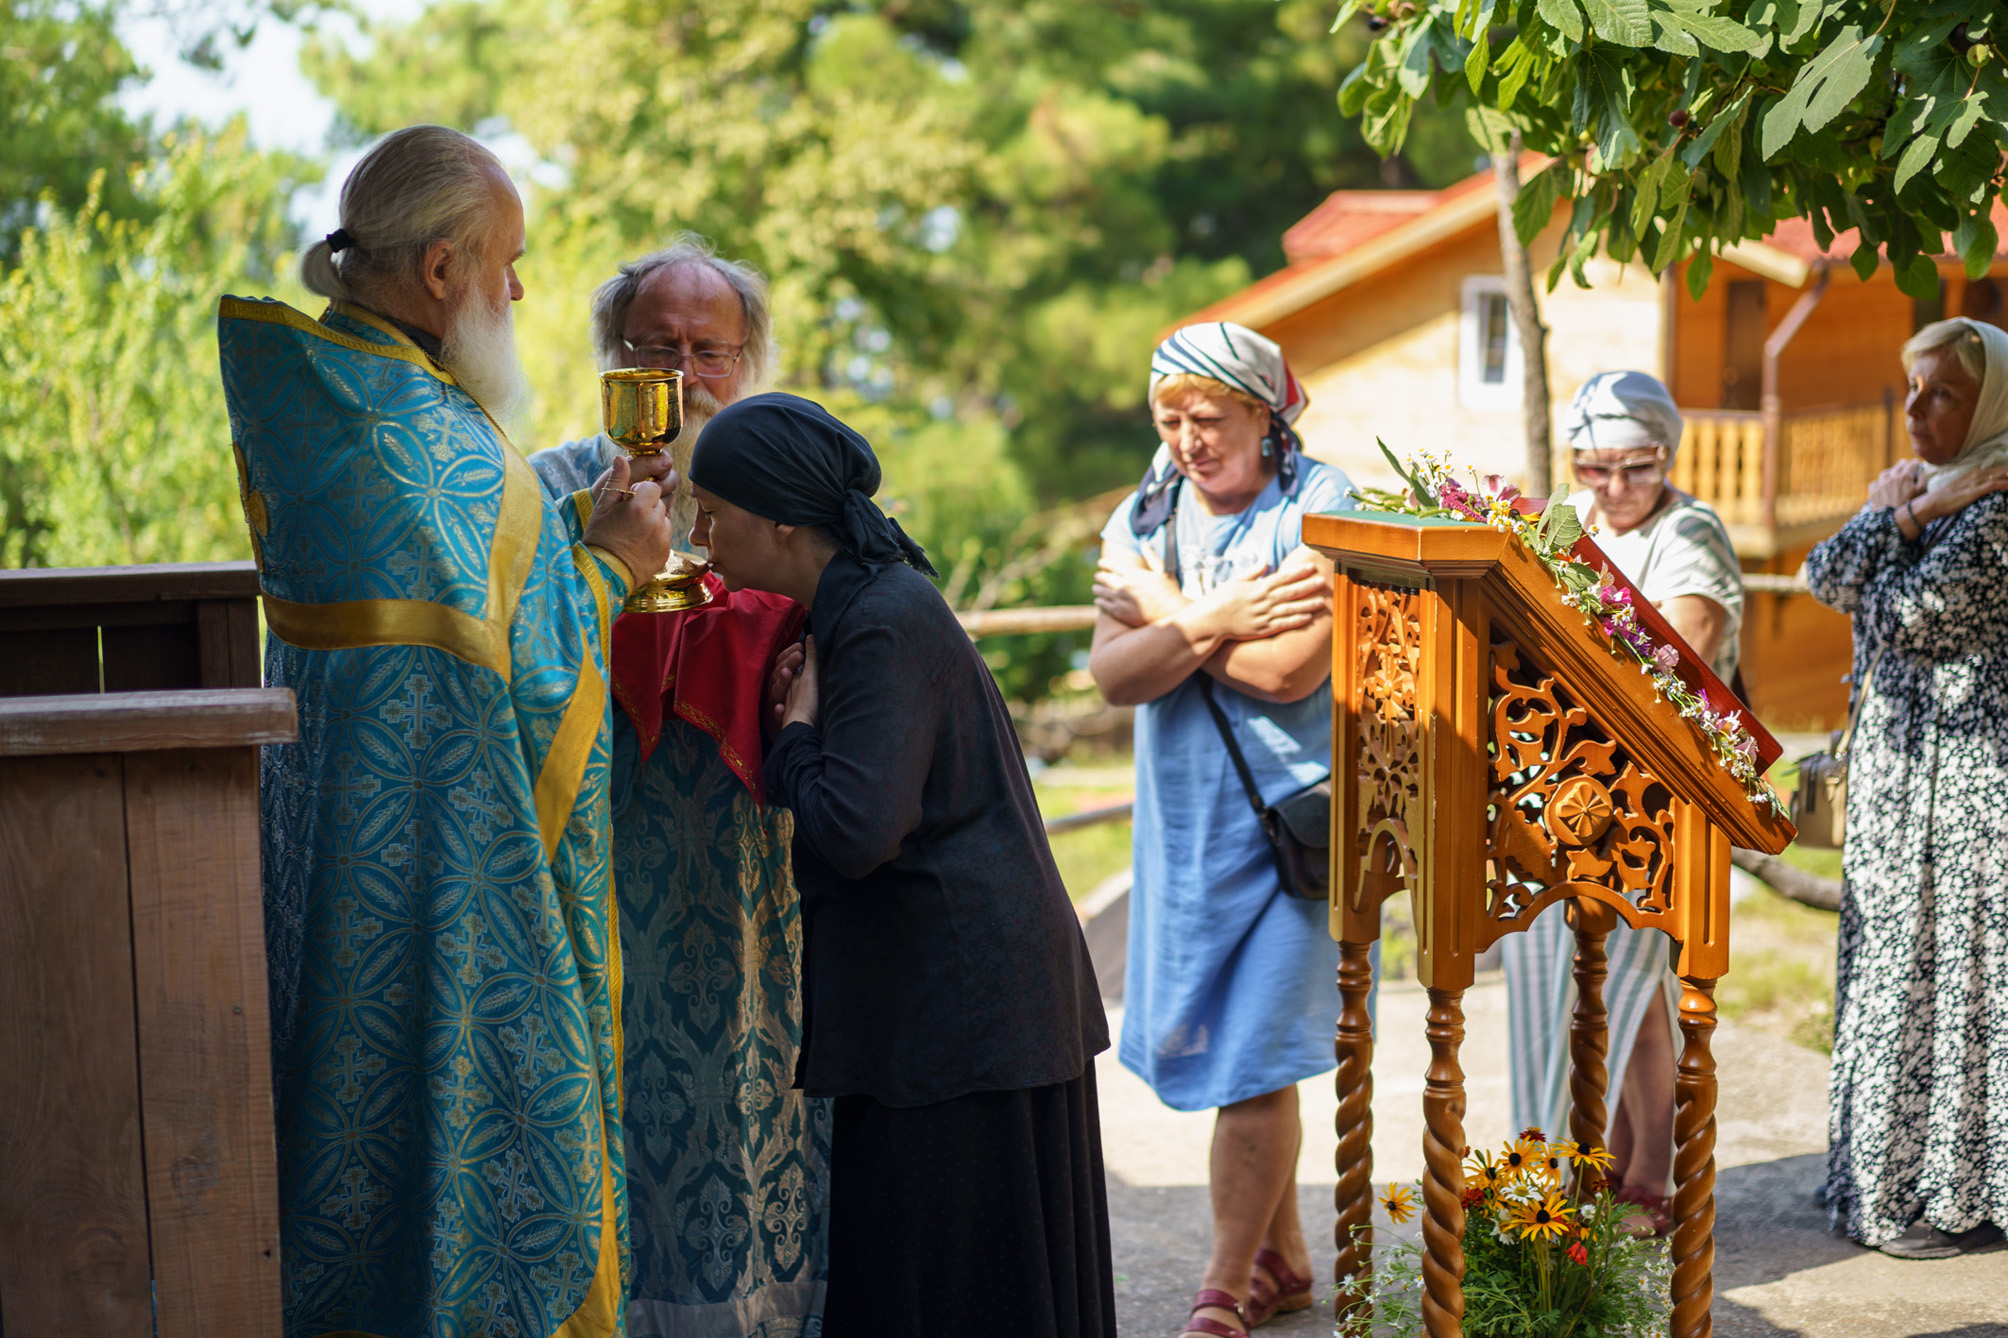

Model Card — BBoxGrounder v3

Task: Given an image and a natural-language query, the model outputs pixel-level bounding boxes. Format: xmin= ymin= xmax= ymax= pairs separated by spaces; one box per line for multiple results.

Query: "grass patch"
xmin=1033 ymin=765 xmax=1134 ymax=903
xmin=1718 ymin=880 xmax=1838 ymax=1054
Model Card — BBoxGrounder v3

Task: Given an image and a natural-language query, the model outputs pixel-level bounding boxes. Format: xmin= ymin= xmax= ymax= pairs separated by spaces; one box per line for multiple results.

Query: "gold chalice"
xmin=600 ymin=367 xmax=713 ymax=613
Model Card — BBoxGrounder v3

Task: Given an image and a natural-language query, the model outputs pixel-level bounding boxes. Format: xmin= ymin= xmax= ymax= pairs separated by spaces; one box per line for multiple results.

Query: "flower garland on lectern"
xmin=1350 ymin=444 xmax=1786 ymax=816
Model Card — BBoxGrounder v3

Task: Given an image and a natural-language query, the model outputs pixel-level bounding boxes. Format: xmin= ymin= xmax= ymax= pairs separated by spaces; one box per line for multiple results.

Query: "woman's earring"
xmin=1260 ymin=437 xmax=1274 ymax=458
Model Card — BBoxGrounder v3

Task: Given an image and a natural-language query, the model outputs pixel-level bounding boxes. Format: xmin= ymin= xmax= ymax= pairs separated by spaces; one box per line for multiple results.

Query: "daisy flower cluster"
xmin=1350 ymin=442 xmax=1787 ymax=817
xmin=1336 ymin=1128 xmax=1671 ymax=1338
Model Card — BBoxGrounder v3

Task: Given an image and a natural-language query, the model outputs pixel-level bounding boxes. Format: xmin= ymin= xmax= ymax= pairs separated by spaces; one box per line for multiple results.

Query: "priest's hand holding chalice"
xmin=599 ymin=367 xmax=714 ymax=612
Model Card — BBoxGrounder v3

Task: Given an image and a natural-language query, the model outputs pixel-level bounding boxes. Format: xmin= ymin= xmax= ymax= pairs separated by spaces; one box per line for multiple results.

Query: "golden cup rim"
xmin=601 ymin=367 xmax=683 ymax=386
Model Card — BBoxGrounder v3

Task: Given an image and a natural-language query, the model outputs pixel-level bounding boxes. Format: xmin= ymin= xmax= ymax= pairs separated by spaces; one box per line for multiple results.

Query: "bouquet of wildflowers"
xmin=1349 ymin=442 xmax=1785 ymax=816
xmin=1336 ymin=1129 xmax=1671 ymax=1338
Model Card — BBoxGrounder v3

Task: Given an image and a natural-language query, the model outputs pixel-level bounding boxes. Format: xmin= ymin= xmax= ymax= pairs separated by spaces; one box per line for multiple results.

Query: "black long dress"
xmin=764 ymin=551 xmax=1114 ymax=1338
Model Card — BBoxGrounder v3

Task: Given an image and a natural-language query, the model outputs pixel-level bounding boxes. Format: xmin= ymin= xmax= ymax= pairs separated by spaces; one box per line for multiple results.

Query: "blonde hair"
xmin=1149 ymin=372 xmax=1268 ymax=415
xmin=299 ymin=125 xmax=507 ymax=307
xmin=1902 ymin=318 xmax=1988 ymax=383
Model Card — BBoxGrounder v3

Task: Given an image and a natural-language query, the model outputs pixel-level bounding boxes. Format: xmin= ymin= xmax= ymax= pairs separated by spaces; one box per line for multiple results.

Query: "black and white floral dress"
xmin=1805 ymin=492 xmax=2008 ymax=1246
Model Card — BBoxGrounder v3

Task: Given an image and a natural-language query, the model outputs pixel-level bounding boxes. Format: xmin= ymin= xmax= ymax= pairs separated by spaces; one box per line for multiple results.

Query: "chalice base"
xmin=622 ymin=553 xmax=713 ymax=614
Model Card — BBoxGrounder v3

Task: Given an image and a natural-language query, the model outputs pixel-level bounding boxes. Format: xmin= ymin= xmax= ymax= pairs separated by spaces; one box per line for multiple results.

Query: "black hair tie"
xmin=326 ymin=228 xmax=355 ymax=254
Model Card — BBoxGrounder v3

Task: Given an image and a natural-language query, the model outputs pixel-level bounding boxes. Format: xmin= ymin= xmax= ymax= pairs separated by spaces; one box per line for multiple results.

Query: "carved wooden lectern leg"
xmin=1418 ymin=987 xmax=1468 ymax=1338
xmin=1567 ymin=900 xmax=1614 ymax=1153
xmin=1672 ymin=976 xmax=1720 ymax=1338
xmin=1333 ymin=939 xmax=1377 ymax=1303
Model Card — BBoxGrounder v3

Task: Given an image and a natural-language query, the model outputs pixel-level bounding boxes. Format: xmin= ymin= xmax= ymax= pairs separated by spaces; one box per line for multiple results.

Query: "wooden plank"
xmin=103 ymin=622 xmax=202 ymax=693
xmin=0 ymin=601 xmax=199 ymax=632
xmin=0 ymin=625 xmax=99 ymax=698
xmin=125 ymin=749 xmax=283 ymax=1337
xmin=956 ymin=605 xmax=1097 ymax=637
xmin=227 ymin=600 xmax=261 ymax=688
xmin=0 ymin=561 xmax=260 ymax=608
xmin=0 ymin=755 xmax=153 ymax=1338
xmin=198 ymin=602 xmax=232 ymax=688
xmin=0 ymin=689 xmax=297 ymax=757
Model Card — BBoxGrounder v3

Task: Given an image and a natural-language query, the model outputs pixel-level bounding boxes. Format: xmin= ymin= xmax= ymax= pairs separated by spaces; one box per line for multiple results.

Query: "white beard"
xmin=663 ymin=380 xmax=728 ymax=550
xmin=440 ymin=280 xmax=532 ymax=434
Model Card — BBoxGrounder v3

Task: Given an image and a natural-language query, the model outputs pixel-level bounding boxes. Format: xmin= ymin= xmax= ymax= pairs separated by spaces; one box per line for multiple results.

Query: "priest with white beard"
xmin=218 ymin=124 xmax=675 ymax=1336
xmin=530 ymin=240 xmax=831 ymax=1338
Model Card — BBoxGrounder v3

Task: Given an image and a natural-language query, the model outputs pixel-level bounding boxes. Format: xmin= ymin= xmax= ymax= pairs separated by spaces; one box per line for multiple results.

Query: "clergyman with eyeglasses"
xmin=1501 ymin=370 xmax=1745 ymax=1241
xmin=528 ymin=237 xmax=831 ymax=1337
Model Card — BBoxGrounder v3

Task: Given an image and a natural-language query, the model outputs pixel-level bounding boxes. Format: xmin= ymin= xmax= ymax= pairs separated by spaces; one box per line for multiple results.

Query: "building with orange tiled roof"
xmin=1177 ymin=166 xmax=2008 ymax=730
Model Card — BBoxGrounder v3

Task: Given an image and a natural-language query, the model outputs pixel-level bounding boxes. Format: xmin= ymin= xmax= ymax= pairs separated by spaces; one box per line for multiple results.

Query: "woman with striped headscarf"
xmin=1089 ymin=322 xmax=1360 ymax=1338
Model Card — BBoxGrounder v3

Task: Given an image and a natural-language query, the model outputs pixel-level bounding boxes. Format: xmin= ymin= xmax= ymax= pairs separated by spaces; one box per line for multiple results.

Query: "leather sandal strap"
xmin=1252 ymin=1247 xmax=1314 ymax=1296
xmin=1181 ymin=1319 xmax=1248 ymax=1338
xmin=1183 ymin=1289 xmax=1248 ymax=1337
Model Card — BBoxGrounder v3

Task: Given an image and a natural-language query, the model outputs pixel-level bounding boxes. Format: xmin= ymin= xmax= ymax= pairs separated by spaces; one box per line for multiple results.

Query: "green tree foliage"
xmin=0 ymin=0 xmax=152 ymax=259
xmin=0 ymin=127 xmax=305 ymax=566
xmin=306 ymin=0 xmax=1477 ymax=500
xmin=303 ymin=0 xmax=1480 ymax=696
xmin=1335 ymin=0 xmax=2007 ymax=299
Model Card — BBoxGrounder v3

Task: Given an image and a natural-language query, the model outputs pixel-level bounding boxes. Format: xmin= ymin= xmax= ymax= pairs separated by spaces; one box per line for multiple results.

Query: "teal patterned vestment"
xmin=529 ymin=445 xmax=831 ymax=1337
xmin=219 ymin=297 xmax=631 ymax=1338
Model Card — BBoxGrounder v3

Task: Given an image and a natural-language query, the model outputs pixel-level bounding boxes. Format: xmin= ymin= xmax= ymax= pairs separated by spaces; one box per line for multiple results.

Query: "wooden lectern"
xmin=0 ymin=561 xmax=290 ymax=1337
xmin=1303 ymin=512 xmax=1796 ymax=1338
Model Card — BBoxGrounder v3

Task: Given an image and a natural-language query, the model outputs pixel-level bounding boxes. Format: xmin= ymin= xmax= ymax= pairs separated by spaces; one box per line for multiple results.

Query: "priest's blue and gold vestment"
xmin=219 ymin=297 xmax=631 ymax=1338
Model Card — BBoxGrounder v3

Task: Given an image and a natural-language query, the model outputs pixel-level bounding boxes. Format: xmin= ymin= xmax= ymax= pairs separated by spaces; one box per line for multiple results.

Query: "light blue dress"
xmin=1100 ymin=458 xmax=1364 ymax=1112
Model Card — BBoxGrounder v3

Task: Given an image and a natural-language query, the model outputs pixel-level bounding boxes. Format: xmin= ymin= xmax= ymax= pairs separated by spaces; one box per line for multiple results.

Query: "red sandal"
xmin=1179 ymin=1289 xmax=1250 ymax=1338
xmin=1615 ymin=1185 xmax=1675 ymax=1238
xmin=1244 ymin=1248 xmax=1315 ymax=1327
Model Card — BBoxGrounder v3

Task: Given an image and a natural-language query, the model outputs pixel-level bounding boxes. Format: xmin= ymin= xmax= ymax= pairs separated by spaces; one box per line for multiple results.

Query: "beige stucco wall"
xmin=1268 ymin=220 xmax=1664 ymax=494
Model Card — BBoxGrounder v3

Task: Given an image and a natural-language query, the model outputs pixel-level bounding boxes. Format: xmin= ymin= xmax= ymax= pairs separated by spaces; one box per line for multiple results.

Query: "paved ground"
xmin=1098 ymin=976 xmax=2008 ymax=1337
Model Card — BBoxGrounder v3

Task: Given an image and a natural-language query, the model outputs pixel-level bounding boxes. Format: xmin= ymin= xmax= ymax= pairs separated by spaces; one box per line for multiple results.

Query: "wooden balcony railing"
xmin=1667 ymin=395 xmax=1898 ymax=557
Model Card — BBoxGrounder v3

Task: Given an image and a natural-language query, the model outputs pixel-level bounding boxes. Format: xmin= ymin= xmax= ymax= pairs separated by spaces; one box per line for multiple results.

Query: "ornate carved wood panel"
xmin=1484 ymin=627 xmax=1680 ymax=941
xmin=1351 ymin=583 xmax=1426 ymax=907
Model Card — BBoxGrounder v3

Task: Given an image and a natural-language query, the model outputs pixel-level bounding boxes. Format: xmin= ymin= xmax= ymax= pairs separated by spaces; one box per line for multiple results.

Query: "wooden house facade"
xmin=1183 ymin=165 xmax=2008 ymax=732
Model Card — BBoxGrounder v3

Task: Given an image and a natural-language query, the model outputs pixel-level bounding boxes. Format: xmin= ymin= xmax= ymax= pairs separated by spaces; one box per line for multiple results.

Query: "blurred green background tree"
xmin=1 ymin=0 xmax=1480 ymax=698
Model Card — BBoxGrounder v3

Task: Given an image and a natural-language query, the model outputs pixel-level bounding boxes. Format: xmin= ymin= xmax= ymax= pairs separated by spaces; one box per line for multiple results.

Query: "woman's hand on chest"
xmin=1093 ymin=555 xmax=1188 ymax=627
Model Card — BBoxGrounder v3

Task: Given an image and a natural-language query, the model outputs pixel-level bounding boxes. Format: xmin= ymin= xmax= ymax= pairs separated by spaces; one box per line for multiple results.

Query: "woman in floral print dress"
xmin=1806 ymin=317 xmax=2008 ymax=1259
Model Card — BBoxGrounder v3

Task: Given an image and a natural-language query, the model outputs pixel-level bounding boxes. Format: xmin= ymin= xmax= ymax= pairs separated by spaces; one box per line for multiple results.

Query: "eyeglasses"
xmin=621 ymin=339 xmax=744 ymax=379
xmin=1573 ymin=456 xmax=1666 ymax=488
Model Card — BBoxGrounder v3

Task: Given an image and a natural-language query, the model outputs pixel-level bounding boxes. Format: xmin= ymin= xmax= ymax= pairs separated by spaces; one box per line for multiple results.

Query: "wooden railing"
xmin=1666 ymin=396 xmax=1897 ymax=556
xmin=1776 ymin=399 xmax=1899 ymax=527
xmin=1668 ymin=410 xmax=1766 ymax=529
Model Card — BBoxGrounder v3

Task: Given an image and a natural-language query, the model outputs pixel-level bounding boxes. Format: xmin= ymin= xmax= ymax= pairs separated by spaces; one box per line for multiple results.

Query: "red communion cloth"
xmin=609 ymin=574 xmax=805 ymax=803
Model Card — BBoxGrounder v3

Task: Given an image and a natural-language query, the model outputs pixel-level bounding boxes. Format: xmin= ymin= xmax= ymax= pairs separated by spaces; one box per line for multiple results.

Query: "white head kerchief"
xmin=1149 ymin=322 xmax=1309 ymax=426
xmin=1918 ymin=317 xmax=2008 ymax=494
xmin=1563 ymin=371 xmax=1685 ymax=464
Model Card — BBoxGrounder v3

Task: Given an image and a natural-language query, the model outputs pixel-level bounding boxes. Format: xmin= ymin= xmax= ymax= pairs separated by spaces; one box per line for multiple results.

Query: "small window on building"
xmin=1459 ymin=276 xmax=1521 ymax=409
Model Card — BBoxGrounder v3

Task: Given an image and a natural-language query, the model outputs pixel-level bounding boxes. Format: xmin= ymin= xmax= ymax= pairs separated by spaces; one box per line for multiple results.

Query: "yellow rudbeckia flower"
xmin=1380 ymin=1182 xmax=1418 ymax=1225
xmin=1509 ymin=1191 xmax=1576 ymax=1242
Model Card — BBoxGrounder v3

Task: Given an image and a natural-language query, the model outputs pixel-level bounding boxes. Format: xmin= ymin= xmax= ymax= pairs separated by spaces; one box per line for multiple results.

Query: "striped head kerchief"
xmin=1133 ymin=322 xmax=1310 ymax=537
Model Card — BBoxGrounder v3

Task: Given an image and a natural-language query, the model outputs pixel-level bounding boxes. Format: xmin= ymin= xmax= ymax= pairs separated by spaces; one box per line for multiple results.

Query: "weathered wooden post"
xmin=0 ymin=561 xmax=290 ymax=1337
xmin=1306 ymin=512 xmax=1796 ymax=1338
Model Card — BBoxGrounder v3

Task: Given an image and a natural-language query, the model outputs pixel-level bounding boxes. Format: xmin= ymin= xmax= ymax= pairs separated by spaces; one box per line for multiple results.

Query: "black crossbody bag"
xmin=1164 ymin=486 xmax=1332 ymax=901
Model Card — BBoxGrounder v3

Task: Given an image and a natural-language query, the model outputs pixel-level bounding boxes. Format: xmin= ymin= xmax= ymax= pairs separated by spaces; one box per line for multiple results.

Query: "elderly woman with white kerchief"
xmin=1089 ymin=323 xmax=1357 ymax=1338
xmin=1502 ymin=370 xmax=1744 ymax=1238
xmin=1808 ymin=317 xmax=2008 ymax=1260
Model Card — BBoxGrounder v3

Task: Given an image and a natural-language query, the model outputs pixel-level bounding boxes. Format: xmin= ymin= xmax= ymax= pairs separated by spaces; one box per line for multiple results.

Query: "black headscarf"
xmin=689 ymin=392 xmax=937 ymax=576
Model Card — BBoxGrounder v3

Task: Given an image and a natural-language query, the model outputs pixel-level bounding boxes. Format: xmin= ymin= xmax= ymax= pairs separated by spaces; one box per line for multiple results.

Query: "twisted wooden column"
xmin=1672 ymin=976 xmax=1719 ymax=1338
xmin=1333 ymin=939 xmax=1377 ymax=1305
xmin=1419 ymin=987 xmax=1468 ymax=1338
xmin=1567 ymin=900 xmax=1613 ymax=1155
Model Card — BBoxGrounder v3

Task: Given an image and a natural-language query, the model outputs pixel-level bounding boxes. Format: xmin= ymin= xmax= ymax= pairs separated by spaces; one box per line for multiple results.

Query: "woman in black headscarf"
xmin=688 ymin=393 xmax=1116 ymax=1338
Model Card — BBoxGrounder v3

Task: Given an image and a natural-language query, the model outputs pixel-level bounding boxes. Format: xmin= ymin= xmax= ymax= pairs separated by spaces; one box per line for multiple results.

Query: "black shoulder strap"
xmin=1196 ymin=675 xmax=1268 ymax=819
